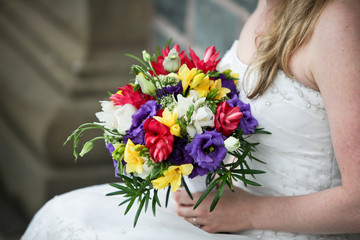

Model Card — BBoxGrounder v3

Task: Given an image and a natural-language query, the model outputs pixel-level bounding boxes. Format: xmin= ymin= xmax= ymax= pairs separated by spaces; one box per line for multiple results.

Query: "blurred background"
xmin=0 ymin=0 xmax=256 ymax=239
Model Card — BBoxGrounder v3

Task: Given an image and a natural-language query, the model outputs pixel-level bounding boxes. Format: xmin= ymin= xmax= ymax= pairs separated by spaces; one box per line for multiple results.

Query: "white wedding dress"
xmin=21 ymin=41 xmax=359 ymax=240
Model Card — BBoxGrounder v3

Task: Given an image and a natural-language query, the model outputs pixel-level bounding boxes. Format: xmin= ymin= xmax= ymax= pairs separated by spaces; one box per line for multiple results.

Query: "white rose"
xmin=224 ymin=136 xmax=240 ymax=152
xmin=114 ymin=104 xmax=137 ymax=134
xmin=95 ymin=101 xmax=119 ymax=130
xmin=95 ymin=101 xmax=137 ymax=134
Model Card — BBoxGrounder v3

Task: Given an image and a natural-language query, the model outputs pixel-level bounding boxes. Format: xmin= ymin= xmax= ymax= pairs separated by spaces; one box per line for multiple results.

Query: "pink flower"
xmin=215 ymin=101 xmax=243 ymax=137
xmin=189 ymin=45 xmax=221 ymax=73
xmin=144 ymin=116 xmax=174 ymax=163
xmin=110 ymin=84 xmax=153 ymax=109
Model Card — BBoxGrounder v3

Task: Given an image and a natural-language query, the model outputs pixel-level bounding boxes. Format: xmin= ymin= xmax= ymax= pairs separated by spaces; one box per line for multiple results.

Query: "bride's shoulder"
xmin=308 ymin=0 xmax=360 ymax=84
xmin=314 ymin=0 xmax=360 ymax=40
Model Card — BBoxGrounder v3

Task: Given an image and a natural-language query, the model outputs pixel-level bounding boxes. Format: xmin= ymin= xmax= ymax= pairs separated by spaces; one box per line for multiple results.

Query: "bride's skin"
xmin=174 ymin=0 xmax=360 ymax=234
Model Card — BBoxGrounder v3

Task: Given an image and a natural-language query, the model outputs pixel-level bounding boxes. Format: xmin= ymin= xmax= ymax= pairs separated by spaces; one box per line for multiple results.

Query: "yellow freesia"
xmin=190 ymin=73 xmax=210 ymax=97
xmin=124 ymin=139 xmax=143 ymax=174
xmin=210 ymin=79 xmax=231 ymax=100
xmin=170 ymin=124 xmax=181 ymax=136
xmin=152 ymin=164 xmax=193 ymax=192
xmin=153 ymin=108 xmax=181 ymax=136
xmin=178 ymin=64 xmax=197 ymax=94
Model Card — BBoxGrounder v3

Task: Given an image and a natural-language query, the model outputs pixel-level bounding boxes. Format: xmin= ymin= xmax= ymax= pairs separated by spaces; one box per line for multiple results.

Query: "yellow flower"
xmin=170 ymin=124 xmax=181 ymax=136
xmin=210 ymin=79 xmax=231 ymax=100
xmin=124 ymin=139 xmax=143 ymax=174
xmin=153 ymin=108 xmax=181 ymax=137
xmin=190 ymin=73 xmax=210 ymax=97
xmin=152 ymin=164 xmax=193 ymax=192
xmin=178 ymin=64 xmax=197 ymax=94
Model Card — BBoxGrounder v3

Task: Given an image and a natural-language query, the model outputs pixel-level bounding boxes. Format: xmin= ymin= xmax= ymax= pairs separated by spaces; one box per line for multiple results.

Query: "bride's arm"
xmin=175 ymin=0 xmax=360 ymax=234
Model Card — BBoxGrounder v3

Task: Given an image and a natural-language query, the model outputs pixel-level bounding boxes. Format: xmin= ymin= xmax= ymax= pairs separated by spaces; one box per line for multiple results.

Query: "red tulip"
xmin=215 ymin=101 xmax=243 ymax=137
xmin=144 ymin=117 xmax=174 ymax=162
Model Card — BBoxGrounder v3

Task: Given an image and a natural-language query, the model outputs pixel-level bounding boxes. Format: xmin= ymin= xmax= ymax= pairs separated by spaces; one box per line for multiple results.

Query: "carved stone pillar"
xmin=0 ymin=0 xmax=151 ymax=217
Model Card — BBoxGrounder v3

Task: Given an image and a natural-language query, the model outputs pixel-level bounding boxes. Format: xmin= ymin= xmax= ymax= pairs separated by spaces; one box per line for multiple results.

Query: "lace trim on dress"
xmin=222 ymin=41 xmax=326 ymax=112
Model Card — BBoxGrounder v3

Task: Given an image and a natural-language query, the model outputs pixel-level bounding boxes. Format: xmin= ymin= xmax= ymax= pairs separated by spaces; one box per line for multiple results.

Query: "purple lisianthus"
xmin=106 ymin=142 xmax=120 ymax=177
xmin=169 ymin=137 xmax=211 ymax=179
xmin=218 ymin=73 xmax=238 ymax=99
xmin=124 ymin=100 xmax=161 ymax=145
xmin=185 ymin=130 xmax=227 ymax=173
xmin=168 ymin=137 xmax=193 ymax=165
xmin=156 ymin=81 xmax=183 ymax=99
xmin=227 ymin=95 xmax=258 ymax=135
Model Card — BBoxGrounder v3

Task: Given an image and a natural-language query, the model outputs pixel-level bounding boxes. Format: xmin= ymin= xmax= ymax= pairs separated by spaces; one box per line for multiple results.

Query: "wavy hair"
xmin=246 ymin=0 xmax=333 ymax=99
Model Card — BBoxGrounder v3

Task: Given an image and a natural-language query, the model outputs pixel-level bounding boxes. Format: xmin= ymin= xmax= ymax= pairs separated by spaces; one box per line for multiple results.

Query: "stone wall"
xmin=150 ymin=0 xmax=257 ymax=56
xmin=0 ymin=0 xmax=256 ymax=219
xmin=0 ymin=0 xmax=151 ymax=217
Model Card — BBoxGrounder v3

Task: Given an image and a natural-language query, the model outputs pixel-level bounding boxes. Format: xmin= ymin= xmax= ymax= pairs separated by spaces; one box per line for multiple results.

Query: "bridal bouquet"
xmin=65 ymin=40 xmax=269 ymax=226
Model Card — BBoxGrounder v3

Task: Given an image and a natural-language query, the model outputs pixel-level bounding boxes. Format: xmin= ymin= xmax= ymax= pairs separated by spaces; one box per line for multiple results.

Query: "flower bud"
xmin=224 ymin=136 xmax=240 ymax=152
xmin=136 ymin=73 xmax=156 ymax=96
xmin=163 ymin=49 xmax=181 ymax=72
xmin=79 ymin=140 xmax=94 ymax=157
xmin=142 ymin=50 xmax=151 ymax=62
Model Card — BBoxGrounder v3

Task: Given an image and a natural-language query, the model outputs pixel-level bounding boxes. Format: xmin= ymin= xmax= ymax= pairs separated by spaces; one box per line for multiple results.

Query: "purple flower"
xmin=227 ymin=95 xmax=258 ymax=135
xmin=106 ymin=142 xmax=120 ymax=177
xmin=169 ymin=137 xmax=211 ymax=179
xmin=169 ymin=137 xmax=193 ymax=165
xmin=156 ymin=81 xmax=183 ymax=99
xmin=188 ymin=163 xmax=209 ymax=179
xmin=185 ymin=130 xmax=227 ymax=172
xmin=124 ymin=100 xmax=161 ymax=145
xmin=218 ymin=73 xmax=238 ymax=99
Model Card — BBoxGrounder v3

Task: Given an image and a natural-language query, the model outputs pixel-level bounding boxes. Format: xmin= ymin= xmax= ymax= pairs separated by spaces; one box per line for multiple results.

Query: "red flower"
xmin=215 ymin=101 xmax=243 ymax=137
xmin=144 ymin=117 xmax=174 ymax=163
xmin=150 ymin=44 xmax=193 ymax=75
xmin=110 ymin=84 xmax=154 ymax=109
xmin=189 ymin=45 xmax=221 ymax=73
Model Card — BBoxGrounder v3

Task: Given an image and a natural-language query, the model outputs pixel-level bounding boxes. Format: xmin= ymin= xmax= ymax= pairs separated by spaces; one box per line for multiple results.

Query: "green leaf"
xmin=232 ymin=169 xmax=266 ymax=175
xmin=233 ymin=174 xmax=262 ymax=186
xmin=133 ymin=197 xmax=146 ymax=227
xmin=125 ymin=53 xmax=147 ymax=68
xmin=182 ymin=177 xmax=193 ymax=200
xmin=210 ymin=177 xmax=227 ymax=211
xmin=105 ymin=190 xmax=125 ymax=196
xmin=144 ymin=190 xmax=150 ymax=213
xmin=165 ymin=38 xmax=173 ymax=49
xmin=152 ymin=190 xmax=158 ymax=216
xmin=165 ymin=186 xmax=171 ymax=208
xmin=193 ymin=177 xmax=223 ymax=210
xmin=124 ymin=197 xmax=136 ymax=215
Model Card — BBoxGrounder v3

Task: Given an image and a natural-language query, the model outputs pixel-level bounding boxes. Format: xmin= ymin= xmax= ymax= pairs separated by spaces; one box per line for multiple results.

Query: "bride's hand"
xmin=173 ymin=186 xmax=255 ymax=233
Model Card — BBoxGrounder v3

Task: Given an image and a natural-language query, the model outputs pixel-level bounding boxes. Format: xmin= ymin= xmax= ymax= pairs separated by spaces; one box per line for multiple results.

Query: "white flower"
xmin=134 ymin=157 xmax=154 ymax=179
xmin=95 ymin=101 xmax=137 ymax=134
xmin=187 ymin=105 xmax=215 ymax=137
xmin=176 ymin=90 xmax=201 ymax=118
xmin=176 ymin=90 xmax=215 ymax=137
xmin=224 ymin=136 xmax=240 ymax=152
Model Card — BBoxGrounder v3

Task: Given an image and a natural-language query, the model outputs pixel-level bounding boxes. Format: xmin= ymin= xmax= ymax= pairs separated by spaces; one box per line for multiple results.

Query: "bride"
xmin=22 ymin=0 xmax=360 ymax=239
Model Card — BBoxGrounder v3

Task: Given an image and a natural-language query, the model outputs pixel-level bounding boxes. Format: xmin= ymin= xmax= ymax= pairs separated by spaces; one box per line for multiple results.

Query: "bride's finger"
xmin=173 ymin=188 xmax=201 ymax=205
xmin=176 ymin=204 xmax=199 ymax=218
xmin=185 ymin=217 xmax=203 ymax=228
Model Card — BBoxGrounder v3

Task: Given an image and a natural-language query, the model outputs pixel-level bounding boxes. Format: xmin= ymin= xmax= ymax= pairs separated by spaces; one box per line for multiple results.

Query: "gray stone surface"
xmin=0 ymin=0 xmax=150 ymax=219
xmin=153 ymin=0 xmax=186 ymax=33
xmin=194 ymin=0 xmax=241 ymax=55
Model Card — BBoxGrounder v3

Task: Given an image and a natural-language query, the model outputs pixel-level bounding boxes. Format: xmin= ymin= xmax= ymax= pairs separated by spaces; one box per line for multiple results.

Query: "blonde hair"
xmin=247 ymin=0 xmax=333 ymax=99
